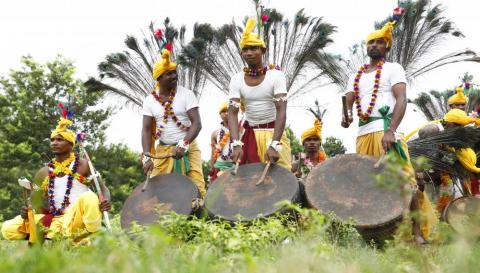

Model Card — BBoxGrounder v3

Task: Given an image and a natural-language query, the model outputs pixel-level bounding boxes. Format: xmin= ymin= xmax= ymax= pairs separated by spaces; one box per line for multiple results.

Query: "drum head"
xmin=205 ymin=163 xmax=299 ymax=221
xmin=120 ymin=173 xmax=198 ymax=229
xmin=305 ymin=154 xmax=405 ymax=229
xmin=444 ymin=196 xmax=480 ymax=236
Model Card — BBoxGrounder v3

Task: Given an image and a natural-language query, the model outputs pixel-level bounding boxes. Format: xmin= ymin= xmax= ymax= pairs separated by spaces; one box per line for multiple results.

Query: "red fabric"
xmin=240 ymin=121 xmax=275 ymax=165
xmin=209 ymin=168 xmax=220 ymax=184
xmin=40 ymin=208 xmax=54 ymax=228
xmin=471 ymin=175 xmax=479 ymax=195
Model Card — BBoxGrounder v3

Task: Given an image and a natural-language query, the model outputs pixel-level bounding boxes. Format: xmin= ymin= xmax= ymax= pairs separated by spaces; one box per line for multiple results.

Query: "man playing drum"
xmin=209 ymin=102 xmax=234 ymax=182
xmin=228 ymin=18 xmax=291 ymax=170
xmin=1 ymin=117 xmax=111 ymax=241
xmin=341 ymin=20 xmax=436 ymax=243
xmin=141 ymin=48 xmax=206 ymax=197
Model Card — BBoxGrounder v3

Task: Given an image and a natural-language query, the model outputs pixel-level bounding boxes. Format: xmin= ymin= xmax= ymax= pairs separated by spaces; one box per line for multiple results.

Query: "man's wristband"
xmin=141 ymin=152 xmax=152 ymax=165
xmin=268 ymin=140 xmax=283 ymax=152
xmin=177 ymin=139 xmax=190 ymax=151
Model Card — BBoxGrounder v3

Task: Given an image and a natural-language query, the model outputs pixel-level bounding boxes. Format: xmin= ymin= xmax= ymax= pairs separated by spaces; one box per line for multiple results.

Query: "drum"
xmin=120 ymin=173 xmax=199 ymax=229
xmin=442 ymin=196 xmax=480 ymax=237
xmin=305 ymin=154 xmax=408 ymax=242
xmin=205 ymin=163 xmax=299 ymax=221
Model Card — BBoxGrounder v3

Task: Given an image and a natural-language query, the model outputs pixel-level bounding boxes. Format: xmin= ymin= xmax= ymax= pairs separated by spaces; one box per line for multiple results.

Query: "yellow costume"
xmin=51 ymin=118 xmax=76 ymax=144
xmin=366 ymin=21 xmax=395 ymax=48
xmin=240 ymin=18 xmax=266 ymax=49
xmin=447 ymin=86 xmax=468 ymax=106
xmin=252 ymin=130 xmax=291 ymax=170
xmin=443 ymin=108 xmax=480 ymax=126
xmin=301 ymin=119 xmax=323 ymax=143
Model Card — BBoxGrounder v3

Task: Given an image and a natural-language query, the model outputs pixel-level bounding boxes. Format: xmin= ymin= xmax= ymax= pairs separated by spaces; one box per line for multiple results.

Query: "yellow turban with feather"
xmin=366 ymin=21 xmax=395 ymax=48
xmin=447 ymin=86 xmax=468 ymax=105
xmin=50 ymin=118 xmax=76 ymax=144
xmin=218 ymin=102 xmax=228 ymax=114
xmin=443 ymin=109 xmax=480 ymax=126
xmin=301 ymin=119 xmax=323 ymax=143
xmin=152 ymin=49 xmax=177 ymax=81
xmin=456 ymin=148 xmax=480 ymax=173
xmin=239 ymin=18 xmax=266 ymax=49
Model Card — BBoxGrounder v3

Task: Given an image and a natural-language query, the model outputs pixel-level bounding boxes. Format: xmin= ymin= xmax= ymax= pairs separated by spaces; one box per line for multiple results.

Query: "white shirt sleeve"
xmin=389 ymin=63 xmax=407 ymax=86
xmin=142 ymin=96 xmax=153 ymax=116
xmin=273 ymin=70 xmax=287 ymax=95
xmin=228 ymin=74 xmax=241 ymax=99
xmin=184 ymin=88 xmax=199 ymax=111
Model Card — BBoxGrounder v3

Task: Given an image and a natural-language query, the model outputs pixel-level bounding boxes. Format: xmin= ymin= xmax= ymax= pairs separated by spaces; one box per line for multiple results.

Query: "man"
xmin=447 ymin=85 xmax=468 ymax=111
xmin=228 ymin=18 xmax=291 ymax=170
xmin=341 ymin=21 xmax=435 ymax=243
xmin=1 ymin=118 xmax=111 ymax=241
xmin=209 ymin=102 xmax=234 ymax=182
xmin=141 ymin=48 xmax=205 ymax=196
xmin=292 ymin=118 xmax=327 ymax=179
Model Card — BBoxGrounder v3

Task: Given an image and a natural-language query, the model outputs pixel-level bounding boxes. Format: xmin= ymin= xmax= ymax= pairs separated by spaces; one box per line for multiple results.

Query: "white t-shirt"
xmin=52 ymin=162 xmax=90 ymax=210
xmin=142 ymin=86 xmax=198 ymax=145
xmin=345 ymin=62 xmax=407 ymax=136
xmin=229 ymin=69 xmax=287 ymax=126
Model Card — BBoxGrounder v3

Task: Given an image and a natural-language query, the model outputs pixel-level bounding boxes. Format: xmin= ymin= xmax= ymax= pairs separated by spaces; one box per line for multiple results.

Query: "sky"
xmin=1 ymin=0 xmax=479 ymax=159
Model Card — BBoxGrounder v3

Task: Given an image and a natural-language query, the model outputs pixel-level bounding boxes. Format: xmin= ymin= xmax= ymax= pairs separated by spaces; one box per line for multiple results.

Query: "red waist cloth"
xmin=240 ymin=121 xmax=275 ymax=165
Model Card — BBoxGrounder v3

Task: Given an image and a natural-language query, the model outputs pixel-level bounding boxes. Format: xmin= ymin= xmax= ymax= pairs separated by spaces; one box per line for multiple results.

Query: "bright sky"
xmin=1 ymin=0 xmax=479 ymax=158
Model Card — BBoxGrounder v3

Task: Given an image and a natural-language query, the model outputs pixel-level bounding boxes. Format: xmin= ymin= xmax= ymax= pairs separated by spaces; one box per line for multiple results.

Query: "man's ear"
xmin=261 ymin=47 xmax=267 ymax=54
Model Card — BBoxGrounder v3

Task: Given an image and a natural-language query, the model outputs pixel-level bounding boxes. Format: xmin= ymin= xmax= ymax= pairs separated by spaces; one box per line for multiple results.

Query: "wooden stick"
xmin=231 ymin=161 xmax=240 ymax=176
xmin=142 ymin=172 xmax=151 ymax=192
xmin=342 ymin=95 xmax=349 ymax=122
xmin=256 ymin=162 xmax=271 ymax=186
xmin=374 ymin=153 xmax=386 ymax=169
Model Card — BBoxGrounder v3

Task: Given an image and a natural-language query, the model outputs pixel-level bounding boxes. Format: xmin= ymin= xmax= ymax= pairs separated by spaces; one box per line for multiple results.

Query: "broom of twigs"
xmin=307 ymin=100 xmax=326 ymax=121
xmin=408 ymin=126 xmax=480 ymax=177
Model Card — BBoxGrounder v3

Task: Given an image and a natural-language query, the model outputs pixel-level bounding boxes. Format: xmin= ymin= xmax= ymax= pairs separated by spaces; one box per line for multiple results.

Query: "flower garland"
xmin=299 ymin=151 xmax=327 ymax=177
xmin=243 ymin=64 xmax=280 ymax=77
xmin=353 ymin=60 xmax=385 ymax=122
xmin=213 ymin=122 xmax=232 ymax=161
xmin=46 ymin=153 xmax=86 ymax=216
xmin=152 ymin=89 xmax=190 ymax=137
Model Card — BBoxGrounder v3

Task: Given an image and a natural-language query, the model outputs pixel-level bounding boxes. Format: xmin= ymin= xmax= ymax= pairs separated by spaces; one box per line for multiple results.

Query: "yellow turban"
xmin=456 ymin=148 xmax=480 ymax=173
xmin=447 ymin=86 xmax=468 ymax=105
xmin=239 ymin=18 xmax=266 ymax=49
xmin=301 ymin=119 xmax=323 ymax=143
xmin=50 ymin=118 xmax=76 ymax=145
xmin=443 ymin=109 xmax=480 ymax=126
xmin=152 ymin=49 xmax=177 ymax=81
xmin=218 ymin=102 xmax=228 ymax=114
xmin=366 ymin=21 xmax=395 ymax=48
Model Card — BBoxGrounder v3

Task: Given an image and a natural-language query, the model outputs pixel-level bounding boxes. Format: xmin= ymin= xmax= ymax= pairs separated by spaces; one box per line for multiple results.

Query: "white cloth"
xmin=345 ymin=62 xmax=406 ymax=136
xmin=216 ymin=124 xmax=233 ymax=163
xmin=229 ymin=69 xmax=287 ymax=126
xmin=142 ymin=86 xmax=198 ymax=144
xmin=52 ymin=161 xmax=90 ymax=210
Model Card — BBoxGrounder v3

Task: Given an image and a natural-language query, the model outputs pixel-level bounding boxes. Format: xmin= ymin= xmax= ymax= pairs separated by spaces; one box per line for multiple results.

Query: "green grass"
xmin=1 ymin=206 xmax=480 ymax=273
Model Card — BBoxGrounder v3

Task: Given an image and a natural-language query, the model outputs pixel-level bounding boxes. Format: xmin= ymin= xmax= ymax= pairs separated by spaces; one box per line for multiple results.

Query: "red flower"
xmin=393 ymin=7 xmax=405 ymax=15
xmin=164 ymin=43 xmax=173 ymax=52
xmin=154 ymin=29 xmax=163 ymax=39
xmin=261 ymin=14 xmax=269 ymax=23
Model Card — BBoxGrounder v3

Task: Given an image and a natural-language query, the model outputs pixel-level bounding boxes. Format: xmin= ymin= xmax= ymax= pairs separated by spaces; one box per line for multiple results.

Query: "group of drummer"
xmin=2 ymin=16 xmax=479 ymax=244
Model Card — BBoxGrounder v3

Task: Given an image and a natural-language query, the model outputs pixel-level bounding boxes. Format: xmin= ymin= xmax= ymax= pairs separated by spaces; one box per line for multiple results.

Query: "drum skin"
xmin=205 ymin=163 xmax=299 ymax=222
xmin=121 ymin=173 xmax=198 ymax=229
xmin=305 ymin=154 xmax=407 ymax=241
xmin=443 ymin=196 xmax=480 ymax=236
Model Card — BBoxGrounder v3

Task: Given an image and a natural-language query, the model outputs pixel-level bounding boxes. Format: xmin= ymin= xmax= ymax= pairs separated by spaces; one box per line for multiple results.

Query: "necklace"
xmin=213 ymin=122 xmax=232 ymax=161
xmin=243 ymin=64 xmax=280 ymax=77
xmin=152 ymin=89 xmax=190 ymax=135
xmin=353 ymin=60 xmax=385 ymax=122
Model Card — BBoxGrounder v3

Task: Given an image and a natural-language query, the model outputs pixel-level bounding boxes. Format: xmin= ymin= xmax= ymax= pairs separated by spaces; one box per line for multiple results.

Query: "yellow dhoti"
xmin=151 ymin=140 xmax=206 ymax=197
xmin=356 ymin=131 xmax=437 ymax=239
xmin=1 ymin=191 xmax=102 ymax=240
xmin=253 ymin=129 xmax=291 ymax=170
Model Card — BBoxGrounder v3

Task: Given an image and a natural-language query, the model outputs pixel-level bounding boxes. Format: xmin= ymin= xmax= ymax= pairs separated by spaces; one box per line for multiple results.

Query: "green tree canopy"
xmin=323 ymin=136 xmax=347 ymax=157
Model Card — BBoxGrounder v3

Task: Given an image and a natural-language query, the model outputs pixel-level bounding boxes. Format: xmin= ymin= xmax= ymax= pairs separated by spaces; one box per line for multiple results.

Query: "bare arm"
xmin=389 ymin=83 xmax=407 ymax=132
xmin=141 ymin=115 xmax=154 ymax=154
xmin=341 ymin=92 xmax=354 ymax=128
xmin=228 ymin=99 xmax=240 ymax=141
xmin=210 ymin=130 xmax=218 ymax=160
xmin=272 ymin=94 xmax=287 ymax=141
xmin=184 ymin=107 xmax=202 ymax=143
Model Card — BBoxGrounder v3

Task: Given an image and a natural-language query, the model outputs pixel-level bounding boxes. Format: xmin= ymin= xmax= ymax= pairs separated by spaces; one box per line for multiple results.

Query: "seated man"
xmin=2 ymin=118 xmax=111 ymax=241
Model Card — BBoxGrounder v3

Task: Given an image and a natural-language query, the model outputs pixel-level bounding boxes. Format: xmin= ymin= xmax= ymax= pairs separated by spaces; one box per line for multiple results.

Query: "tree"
xmin=285 ymin=126 xmax=303 ymax=156
xmin=323 ymin=137 xmax=346 ymax=157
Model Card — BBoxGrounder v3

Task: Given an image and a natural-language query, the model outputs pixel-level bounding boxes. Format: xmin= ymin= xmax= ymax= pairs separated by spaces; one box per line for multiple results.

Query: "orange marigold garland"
xmin=151 ymin=88 xmax=190 ymax=137
xmin=213 ymin=123 xmax=232 ymax=161
xmin=353 ymin=60 xmax=385 ymax=122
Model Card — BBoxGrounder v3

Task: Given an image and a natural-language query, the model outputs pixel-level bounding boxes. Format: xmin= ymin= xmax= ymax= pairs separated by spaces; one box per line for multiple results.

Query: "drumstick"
xmin=144 ymin=153 xmax=173 ymax=160
xmin=374 ymin=153 xmax=386 ymax=169
xmin=142 ymin=172 xmax=151 ymax=192
xmin=256 ymin=162 xmax=271 ymax=186
xmin=231 ymin=161 xmax=240 ymax=175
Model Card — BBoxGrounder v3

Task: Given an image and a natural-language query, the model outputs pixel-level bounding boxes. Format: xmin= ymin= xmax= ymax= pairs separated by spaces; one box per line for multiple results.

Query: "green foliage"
xmin=285 ymin=126 xmax=303 ymax=156
xmin=322 ymin=136 xmax=346 ymax=157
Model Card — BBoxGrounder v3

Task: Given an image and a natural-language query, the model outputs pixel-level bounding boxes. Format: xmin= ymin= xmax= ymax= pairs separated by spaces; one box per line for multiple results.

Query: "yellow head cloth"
xmin=456 ymin=148 xmax=480 ymax=173
xmin=443 ymin=109 xmax=480 ymax=126
xmin=366 ymin=21 xmax=395 ymax=48
xmin=301 ymin=119 xmax=323 ymax=143
xmin=447 ymin=86 xmax=468 ymax=105
xmin=239 ymin=18 xmax=266 ymax=49
xmin=218 ymin=102 xmax=228 ymax=114
xmin=152 ymin=49 xmax=177 ymax=82
xmin=50 ymin=118 xmax=76 ymax=145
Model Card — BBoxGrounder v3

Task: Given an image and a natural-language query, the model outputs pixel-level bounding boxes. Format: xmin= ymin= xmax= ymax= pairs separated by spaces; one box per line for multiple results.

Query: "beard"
xmin=367 ymin=49 xmax=386 ymax=60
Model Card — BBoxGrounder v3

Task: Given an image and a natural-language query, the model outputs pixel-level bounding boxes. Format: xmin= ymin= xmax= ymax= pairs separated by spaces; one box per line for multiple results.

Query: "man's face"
xmin=367 ymin=38 xmax=388 ymax=59
xmin=449 ymin=103 xmax=466 ymax=111
xmin=241 ymin=46 xmax=264 ymax=67
xmin=50 ymin=135 xmax=73 ymax=155
xmin=157 ymin=69 xmax=178 ymax=89
xmin=303 ymin=136 xmax=321 ymax=154
xmin=219 ymin=110 xmax=228 ymax=123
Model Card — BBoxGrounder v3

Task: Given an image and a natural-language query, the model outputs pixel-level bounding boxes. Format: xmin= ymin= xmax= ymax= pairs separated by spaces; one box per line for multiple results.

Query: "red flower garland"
xmin=353 ymin=60 xmax=385 ymax=122
xmin=152 ymin=89 xmax=190 ymax=132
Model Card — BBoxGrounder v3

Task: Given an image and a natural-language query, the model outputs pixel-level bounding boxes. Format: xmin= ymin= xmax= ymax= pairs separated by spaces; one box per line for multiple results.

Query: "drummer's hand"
xmin=99 ymin=200 xmax=111 ymax=212
xmin=382 ymin=129 xmax=396 ymax=152
xmin=265 ymin=147 xmax=280 ymax=163
xmin=20 ymin=206 xmax=28 ymax=219
xmin=341 ymin=114 xmax=353 ymax=128
xmin=143 ymin=159 xmax=153 ymax=175
xmin=232 ymin=146 xmax=243 ymax=163
xmin=172 ymin=147 xmax=186 ymax=160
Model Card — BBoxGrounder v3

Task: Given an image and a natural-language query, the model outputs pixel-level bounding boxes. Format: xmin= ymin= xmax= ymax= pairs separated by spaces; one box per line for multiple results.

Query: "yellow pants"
xmin=356 ymin=131 xmax=437 ymax=239
xmin=254 ymin=129 xmax=291 ymax=170
xmin=1 ymin=191 xmax=102 ymax=240
xmin=151 ymin=140 xmax=206 ymax=197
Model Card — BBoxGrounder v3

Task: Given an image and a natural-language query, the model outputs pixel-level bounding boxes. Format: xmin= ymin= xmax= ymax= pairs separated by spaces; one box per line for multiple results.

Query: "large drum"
xmin=205 ymin=163 xmax=299 ymax=221
xmin=305 ymin=154 xmax=408 ymax=241
xmin=442 ymin=196 xmax=480 ymax=237
xmin=121 ymin=173 xmax=199 ymax=229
